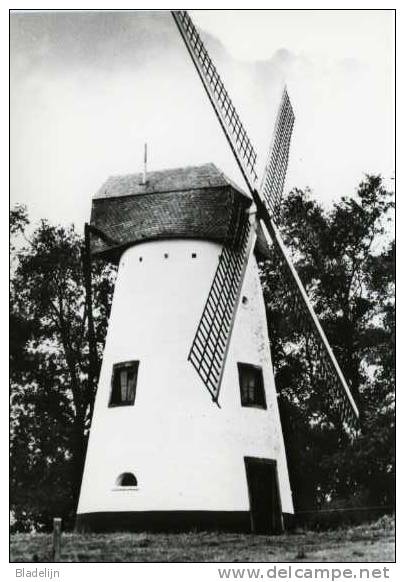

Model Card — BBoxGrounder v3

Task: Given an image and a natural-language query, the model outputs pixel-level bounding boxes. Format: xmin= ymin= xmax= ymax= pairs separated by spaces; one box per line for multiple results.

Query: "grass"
xmin=10 ymin=515 xmax=394 ymax=563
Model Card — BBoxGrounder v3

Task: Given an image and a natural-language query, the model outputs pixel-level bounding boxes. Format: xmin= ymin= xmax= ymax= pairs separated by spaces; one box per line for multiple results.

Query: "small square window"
xmin=238 ymin=363 xmax=266 ymax=409
xmin=109 ymin=361 xmax=139 ymax=407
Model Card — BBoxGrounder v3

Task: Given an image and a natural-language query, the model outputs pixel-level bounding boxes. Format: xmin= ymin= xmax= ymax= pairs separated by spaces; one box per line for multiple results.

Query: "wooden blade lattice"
xmin=262 ymin=218 xmax=360 ymax=432
xmin=188 ymin=215 xmax=254 ymax=403
xmin=260 ymin=88 xmax=295 ymax=222
xmin=172 ymin=10 xmax=258 ymax=190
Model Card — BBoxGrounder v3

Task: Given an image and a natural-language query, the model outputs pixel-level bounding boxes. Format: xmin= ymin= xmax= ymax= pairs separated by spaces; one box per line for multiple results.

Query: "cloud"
xmin=10 ymin=11 xmax=177 ymax=77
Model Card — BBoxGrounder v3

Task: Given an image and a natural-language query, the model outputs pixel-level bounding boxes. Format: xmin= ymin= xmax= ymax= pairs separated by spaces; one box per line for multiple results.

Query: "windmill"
xmin=76 ymin=10 xmax=359 ymax=534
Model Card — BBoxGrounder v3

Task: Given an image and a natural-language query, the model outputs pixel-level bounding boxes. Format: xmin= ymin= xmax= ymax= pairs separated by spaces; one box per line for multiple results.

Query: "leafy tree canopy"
xmin=10 ymin=212 xmax=116 ymax=530
xmin=260 ymin=175 xmax=394 ymax=510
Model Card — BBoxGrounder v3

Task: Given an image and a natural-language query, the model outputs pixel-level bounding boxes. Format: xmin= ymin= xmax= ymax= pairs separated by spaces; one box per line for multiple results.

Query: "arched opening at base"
xmin=116 ymin=472 xmax=138 ymax=487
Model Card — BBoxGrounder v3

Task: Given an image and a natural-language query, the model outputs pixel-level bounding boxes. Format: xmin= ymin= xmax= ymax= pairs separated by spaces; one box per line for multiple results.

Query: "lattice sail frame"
xmin=173 ymin=10 xmax=360 ymax=431
xmin=173 ymin=9 xmax=260 ymax=402
xmin=172 ymin=10 xmax=258 ymax=191
xmin=188 ymin=213 xmax=255 ymax=403
xmin=261 ymin=218 xmax=359 ymax=431
xmin=260 ymin=87 xmax=295 ymax=222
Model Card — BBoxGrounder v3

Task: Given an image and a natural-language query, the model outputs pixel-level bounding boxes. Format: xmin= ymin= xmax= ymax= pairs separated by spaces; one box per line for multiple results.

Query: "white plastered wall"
xmin=77 ymin=238 xmax=293 ymax=516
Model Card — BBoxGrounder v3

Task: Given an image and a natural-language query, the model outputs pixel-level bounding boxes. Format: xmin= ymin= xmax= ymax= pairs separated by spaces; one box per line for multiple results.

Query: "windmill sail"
xmin=260 ymin=87 xmax=295 ymax=221
xmin=172 ymin=10 xmax=258 ymax=191
xmin=261 ymin=216 xmax=360 ymax=430
xmin=256 ymin=88 xmax=359 ymax=430
xmin=173 ymin=9 xmax=259 ymax=402
xmin=173 ymin=10 xmax=359 ymax=432
xmin=189 ymin=213 xmax=255 ymax=403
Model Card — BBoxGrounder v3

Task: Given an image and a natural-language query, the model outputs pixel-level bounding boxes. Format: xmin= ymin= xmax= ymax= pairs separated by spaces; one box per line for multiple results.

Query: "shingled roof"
xmin=94 ymin=163 xmax=249 ymax=201
xmin=89 ymin=163 xmax=263 ymax=262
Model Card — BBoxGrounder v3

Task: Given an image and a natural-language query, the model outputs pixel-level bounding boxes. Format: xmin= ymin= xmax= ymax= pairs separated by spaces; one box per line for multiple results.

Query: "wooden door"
xmin=244 ymin=457 xmax=283 ymax=534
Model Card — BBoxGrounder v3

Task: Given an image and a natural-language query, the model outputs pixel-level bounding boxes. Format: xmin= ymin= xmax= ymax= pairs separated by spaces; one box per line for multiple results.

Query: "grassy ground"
xmin=10 ymin=516 xmax=394 ymax=563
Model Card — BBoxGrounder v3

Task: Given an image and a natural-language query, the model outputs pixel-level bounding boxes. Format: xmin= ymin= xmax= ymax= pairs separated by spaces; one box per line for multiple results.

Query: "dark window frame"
xmin=237 ymin=363 xmax=267 ymax=409
xmin=109 ymin=360 xmax=139 ymax=407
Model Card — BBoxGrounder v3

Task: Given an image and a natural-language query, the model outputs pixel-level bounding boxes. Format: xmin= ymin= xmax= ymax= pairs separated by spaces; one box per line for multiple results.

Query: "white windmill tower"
xmin=76 ymin=11 xmax=359 ymax=534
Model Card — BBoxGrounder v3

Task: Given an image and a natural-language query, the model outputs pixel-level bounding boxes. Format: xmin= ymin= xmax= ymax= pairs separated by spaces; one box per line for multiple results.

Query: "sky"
xmin=10 ymin=10 xmax=394 ymax=229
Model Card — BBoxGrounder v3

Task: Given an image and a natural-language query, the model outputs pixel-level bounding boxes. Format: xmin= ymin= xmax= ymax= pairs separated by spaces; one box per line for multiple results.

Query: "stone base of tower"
xmin=76 ymin=511 xmax=295 ymax=533
xmin=76 ymin=511 xmax=249 ymax=533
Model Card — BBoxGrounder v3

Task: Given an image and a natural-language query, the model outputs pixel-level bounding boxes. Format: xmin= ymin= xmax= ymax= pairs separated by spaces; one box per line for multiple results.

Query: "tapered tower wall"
xmin=76 ymin=238 xmax=293 ymax=531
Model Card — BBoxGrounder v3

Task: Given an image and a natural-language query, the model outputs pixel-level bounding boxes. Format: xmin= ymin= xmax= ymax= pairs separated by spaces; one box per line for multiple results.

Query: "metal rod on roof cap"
xmin=142 ymin=142 xmax=147 ymax=184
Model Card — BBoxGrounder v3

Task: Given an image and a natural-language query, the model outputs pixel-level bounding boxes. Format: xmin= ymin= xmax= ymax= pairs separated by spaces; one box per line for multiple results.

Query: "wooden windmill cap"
xmin=94 ymin=163 xmax=249 ymax=200
xmin=90 ymin=163 xmax=252 ymax=261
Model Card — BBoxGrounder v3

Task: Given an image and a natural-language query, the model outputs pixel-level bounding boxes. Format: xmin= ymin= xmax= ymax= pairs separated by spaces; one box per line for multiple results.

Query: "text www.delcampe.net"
xmin=217 ymin=566 xmax=391 ymax=581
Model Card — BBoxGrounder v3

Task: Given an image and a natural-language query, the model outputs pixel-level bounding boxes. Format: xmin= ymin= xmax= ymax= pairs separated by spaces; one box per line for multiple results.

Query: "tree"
xmin=260 ymin=175 xmax=394 ymax=510
xmin=10 ymin=210 xmax=116 ymax=530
